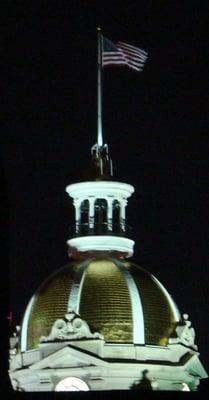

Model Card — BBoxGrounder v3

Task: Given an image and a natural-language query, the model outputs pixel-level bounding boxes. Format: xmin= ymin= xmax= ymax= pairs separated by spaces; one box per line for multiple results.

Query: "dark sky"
xmin=1 ymin=0 xmax=209 ymax=383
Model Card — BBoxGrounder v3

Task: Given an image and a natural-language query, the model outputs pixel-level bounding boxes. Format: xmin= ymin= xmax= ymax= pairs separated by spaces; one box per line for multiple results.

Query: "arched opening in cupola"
xmin=94 ymin=199 xmax=107 ymax=234
xmin=80 ymin=200 xmax=89 ymax=234
xmin=112 ymin=200 xmax=120 ymax=231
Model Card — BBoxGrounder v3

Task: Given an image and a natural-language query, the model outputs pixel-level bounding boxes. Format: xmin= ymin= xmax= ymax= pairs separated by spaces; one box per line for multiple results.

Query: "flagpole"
xmin=97 ymin=27 xmax=103 ymax=147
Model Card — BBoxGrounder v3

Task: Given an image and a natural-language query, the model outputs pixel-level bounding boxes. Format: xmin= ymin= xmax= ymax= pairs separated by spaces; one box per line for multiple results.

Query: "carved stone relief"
xmin=40 ymin=310 xmax=104 ymax=342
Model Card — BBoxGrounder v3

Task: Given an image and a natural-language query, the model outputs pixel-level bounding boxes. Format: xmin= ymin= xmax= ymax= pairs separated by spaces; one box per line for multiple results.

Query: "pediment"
xmin=29 ymin=345 xmax=107 ymax=370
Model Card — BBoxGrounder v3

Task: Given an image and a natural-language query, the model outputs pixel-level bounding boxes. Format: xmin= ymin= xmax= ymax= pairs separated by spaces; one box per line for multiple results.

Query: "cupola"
xmin=66 ymin=143 xmax=135 ymax=259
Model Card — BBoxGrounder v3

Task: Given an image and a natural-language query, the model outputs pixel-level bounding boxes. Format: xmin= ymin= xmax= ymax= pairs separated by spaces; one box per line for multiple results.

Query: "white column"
xmin=74 ymin=200 xmax=81 ymax=233
xmin=88 ymin=198 xmax=95 ymax=229
xmin=107 ymin=198 xmax=113 ymax=231
xmin=120 ymin=199 xmax=127 ymax=231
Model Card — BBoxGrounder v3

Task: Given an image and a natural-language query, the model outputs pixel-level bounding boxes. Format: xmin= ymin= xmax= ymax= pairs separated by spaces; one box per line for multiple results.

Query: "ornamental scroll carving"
xmin=40 ymin=310 xmax=104 ymax=342
xmin=169 ymin=313 xmax=197 ymax=349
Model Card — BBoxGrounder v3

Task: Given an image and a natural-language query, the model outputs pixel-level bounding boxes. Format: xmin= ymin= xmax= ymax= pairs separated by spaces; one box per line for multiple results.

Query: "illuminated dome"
xmin=21 ymin=258 xmax=180 ymax=351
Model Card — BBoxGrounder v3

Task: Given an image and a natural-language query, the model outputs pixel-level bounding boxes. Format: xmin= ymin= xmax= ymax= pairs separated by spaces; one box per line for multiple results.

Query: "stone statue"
xmin=169 ymin=313 xmax=197 ymax=349
xmin=9 ymin=326 xmax=21 ymax=351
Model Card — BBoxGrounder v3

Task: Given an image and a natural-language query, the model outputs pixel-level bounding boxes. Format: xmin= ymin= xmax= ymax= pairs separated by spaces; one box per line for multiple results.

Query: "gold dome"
xmin=21 ymin=258 xmax=180 ymax=350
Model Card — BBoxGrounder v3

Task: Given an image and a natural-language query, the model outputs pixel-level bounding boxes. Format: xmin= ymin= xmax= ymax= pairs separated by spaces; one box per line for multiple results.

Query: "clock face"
xmin=55 ymin=377 xmax=89 ymax=391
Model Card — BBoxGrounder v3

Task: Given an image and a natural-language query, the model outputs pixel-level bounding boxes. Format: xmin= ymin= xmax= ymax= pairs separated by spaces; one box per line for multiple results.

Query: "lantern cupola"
xmin=66 ymin=143 xmax=135 ymax=259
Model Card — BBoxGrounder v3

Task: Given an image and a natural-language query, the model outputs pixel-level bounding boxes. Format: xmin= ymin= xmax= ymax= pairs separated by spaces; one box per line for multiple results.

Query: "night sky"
xmin=2 ymin=0 xmax=209 ymax=390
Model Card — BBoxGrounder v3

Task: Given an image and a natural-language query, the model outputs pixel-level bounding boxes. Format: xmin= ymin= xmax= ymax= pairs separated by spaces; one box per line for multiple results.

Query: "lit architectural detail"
xmin=182 ymin=383 xmax=190 ymax=391
xmin=8 ymin=91 xmax=208 ymax=391
xmin=66 ymin=180 xmax=135 ymax=257
xmin=55 ymin=377 xmax=89 ymax=391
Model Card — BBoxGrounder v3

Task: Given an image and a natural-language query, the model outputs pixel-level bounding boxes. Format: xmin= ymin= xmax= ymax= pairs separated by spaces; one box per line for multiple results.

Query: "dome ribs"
xmin=130 ymin=265 xmax=177 ymax=346
xmin=79 ymin=259 xmax=133 ymax=342
xmin=26 ymin=264 xmax=79 ymax=349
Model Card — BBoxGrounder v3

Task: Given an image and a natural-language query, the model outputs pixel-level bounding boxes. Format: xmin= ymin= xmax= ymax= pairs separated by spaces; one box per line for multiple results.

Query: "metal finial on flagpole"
xmin=97 ymin=27 xmax=103 ymax=147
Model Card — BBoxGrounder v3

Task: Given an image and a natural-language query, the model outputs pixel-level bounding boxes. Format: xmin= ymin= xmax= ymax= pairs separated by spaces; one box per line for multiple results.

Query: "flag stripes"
xmin=102 ymin=36 xmax=148 ymax=72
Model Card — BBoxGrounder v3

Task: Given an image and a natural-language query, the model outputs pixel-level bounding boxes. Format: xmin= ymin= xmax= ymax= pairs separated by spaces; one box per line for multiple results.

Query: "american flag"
xmin=102 ymin=37 xmax=148 ymax=72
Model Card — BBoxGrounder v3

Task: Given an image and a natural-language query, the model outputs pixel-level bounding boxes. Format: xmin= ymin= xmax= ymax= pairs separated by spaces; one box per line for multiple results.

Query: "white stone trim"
xmin=152 ymin=275 xmax=180 ymax=321
xmin=115 ymin=261 xmax=145 ymax=345
xmin=21 ymin=295 xmax=36 ymax=352
xmin=66 ymin=181 xmax=134 ymax=200
xmin=10 ymin=341 xmax=207 ymax=391
xmin=67 ymin=236 xmax=135 ymax=257
xmin=68 ymin=262 xmax=89 ymax=314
